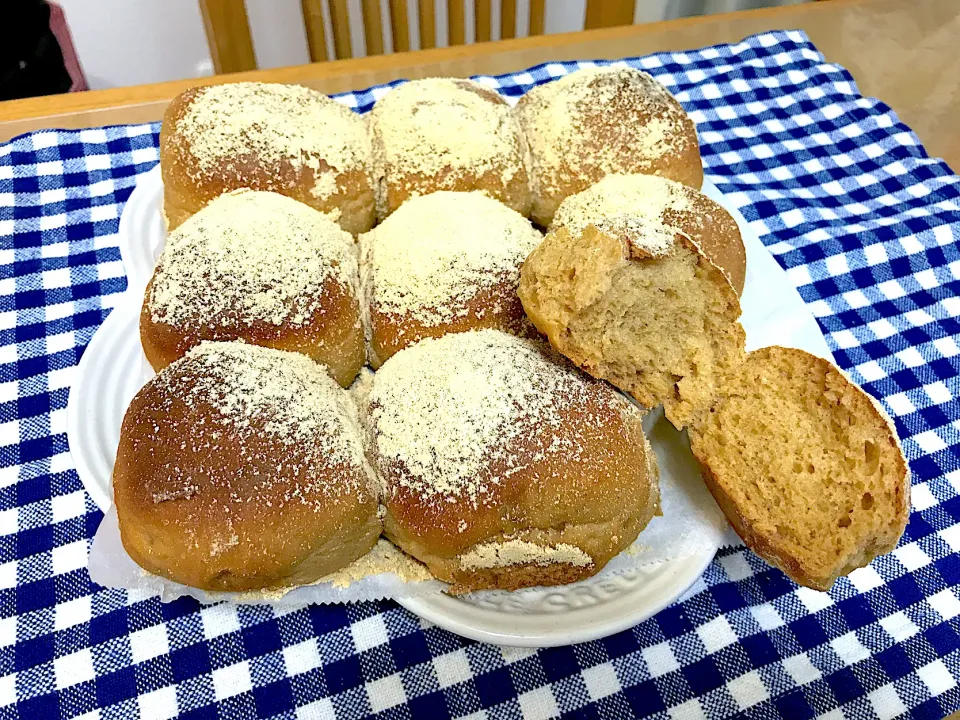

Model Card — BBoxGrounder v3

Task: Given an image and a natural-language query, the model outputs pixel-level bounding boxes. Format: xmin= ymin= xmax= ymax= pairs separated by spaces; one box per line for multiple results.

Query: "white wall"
xmin=58 ymin=0 xmax=802 ymax=90
xmin=58 ymin=0 xmax=213 ymax=89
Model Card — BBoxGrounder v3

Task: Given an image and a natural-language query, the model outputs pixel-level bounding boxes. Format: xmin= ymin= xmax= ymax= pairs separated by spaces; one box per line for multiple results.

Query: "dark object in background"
xmin=0 ymin=0 xmax=75 ymax=101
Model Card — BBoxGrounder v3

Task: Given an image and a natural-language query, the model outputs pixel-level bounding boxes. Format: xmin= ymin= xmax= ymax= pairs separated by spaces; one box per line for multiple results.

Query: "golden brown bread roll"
xmin=519 ymin=216 xmax=745 ymax=428
xmin=160 ymin=81 xmax=374 ymax=234
xmin=551 ymin=173 xmax=747 ymax=295
xmin=114 ymin=342 xmax=381 ymax=591
xmin=368 ymin=78 xmax=532 ymax=221
xmin=688 ymin=346 xmax=910 ymax=590
xmin=364 ymin=330 xmax=660 ymax=593
xmin=140 ymin=189 xmax=365 ymax=388
xmin=359 ymin=191 xmax=542 ymax=367
xmin=515 ymin=67 xmax=703 ymax=227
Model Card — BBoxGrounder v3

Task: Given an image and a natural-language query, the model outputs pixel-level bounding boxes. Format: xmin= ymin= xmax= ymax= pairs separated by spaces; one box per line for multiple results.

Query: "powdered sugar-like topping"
xmin=515 ymin=67 xmax=692 ymax=197
xmin=176 ymin=82 xmax=369 ymax=185
xmin=593 ymin=215 xmax=678 ymax=257
xmin=369 ymin=78 xmax=526 ymax=197
xmin=459 ymin=539 xmax=592 ymax=570
xmin=368 ymin=330 xmax=622 ymax=505
xmin=360 ymin=191 xmax=541 ymax=325
xmin=552 ymin=173 xmax=692 ymax=237
xmin=149 ymin=190 xmax=358 ymax=328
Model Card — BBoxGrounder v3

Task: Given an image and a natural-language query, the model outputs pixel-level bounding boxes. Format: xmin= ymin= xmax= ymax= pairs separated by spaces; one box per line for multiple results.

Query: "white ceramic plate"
xmin=68 ymin=162 xmax=830 ymax=647
xmin=117 ymin=164 xmax=164 ymax=299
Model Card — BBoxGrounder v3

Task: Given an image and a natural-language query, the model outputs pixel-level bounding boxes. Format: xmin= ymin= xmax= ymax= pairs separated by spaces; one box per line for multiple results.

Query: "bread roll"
xmin=551 ymin=173 xmax=746 ymax=295
xmin=360 ymin=191 xmax=542 ymax=366
xmin=160 ymin=82 xmax=374 ymax=234
xmin=364 ymin=330 xmax=660 ymax=593
xmin=114 ymin=342 xmax=381 ymax=591
xmin=688 ymin=346 xmax=910 ymax=591
xmin=515 ymin=67 xmax=702 ymax=226
xmin=519 ymin=218 xmax=745 ymax=428
xmin=140 ymin=190 xmax=365 ymax=388
xmin=368 ymin=78 xmax=531 ymax=220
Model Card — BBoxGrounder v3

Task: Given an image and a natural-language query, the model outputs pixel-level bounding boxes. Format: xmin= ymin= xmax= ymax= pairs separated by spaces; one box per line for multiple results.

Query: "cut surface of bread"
xmin=519 ymin=222 xmax=745 ymax=427
xmin=688 ymin=346 xmax=910 ymax=591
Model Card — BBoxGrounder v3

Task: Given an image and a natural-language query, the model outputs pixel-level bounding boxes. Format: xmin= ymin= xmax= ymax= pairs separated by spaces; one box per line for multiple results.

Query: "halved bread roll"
xmin=550 ymin=173 xmax=747 ymax=295
xmin=688 ymin=346 xmax=910 ymax=591
xmin=518 ymin=218 xmax=745 ymax=428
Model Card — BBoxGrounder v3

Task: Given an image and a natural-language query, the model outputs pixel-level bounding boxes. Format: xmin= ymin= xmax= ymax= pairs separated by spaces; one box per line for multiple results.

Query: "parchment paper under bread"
xmin=88 ymin=179 xmax=832 ymax=604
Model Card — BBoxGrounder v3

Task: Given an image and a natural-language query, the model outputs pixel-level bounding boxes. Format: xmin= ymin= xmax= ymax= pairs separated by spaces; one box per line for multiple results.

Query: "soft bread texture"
xmin=551 ymin=173 xmax=746 ymax=295
xmin=160 ymin=82 xmax=375 ymax=234
xmin=359 ymin=191 xmax=542 ymax=366
xmin=364 ymin=330 xmax=660 ymax=593
xmin=519 ymin=221 xmax=745 ymax=428
xmin=368 ymin=78 xmax=532 ymax=220
xmin=515 ymin=67 xmax=703 ymax=226
xmin=141 ymin=190 xmax=365 ymax=387
xmin=688 ymin=346 xmax=910 ymax=591
xmin=113 ymin=343 xmax=381 ymax=591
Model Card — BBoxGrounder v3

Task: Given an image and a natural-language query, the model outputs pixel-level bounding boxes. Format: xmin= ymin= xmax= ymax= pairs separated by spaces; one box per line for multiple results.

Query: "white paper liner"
xmin=87 ymin=177 xmax=830 ymax=604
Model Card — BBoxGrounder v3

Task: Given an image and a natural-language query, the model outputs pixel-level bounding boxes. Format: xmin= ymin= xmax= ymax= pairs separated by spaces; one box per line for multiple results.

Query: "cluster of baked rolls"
xmin=116 ymin=66 xmax=908 ymax=596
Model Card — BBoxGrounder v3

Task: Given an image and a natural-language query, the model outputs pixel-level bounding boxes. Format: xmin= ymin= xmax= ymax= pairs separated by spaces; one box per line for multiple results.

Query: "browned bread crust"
xmin=368 ymin=78 xmax=532 ymax=221
xmin=364 ymin=331 xmax=660 ymax=593
xmin=114 ymin=343 xmax=381 ymax=592
xmin=551 ymin=173 xmax=746 ymax=295
xmin=359 ymin=191 xmax=541 ymax=367
xmin=140 ymin=190 xmax=365 ymax=387
xmin=515 ymin=67 xmax=703 ymax=227
xmin=160 ymin=82 xmax=375 ymax=234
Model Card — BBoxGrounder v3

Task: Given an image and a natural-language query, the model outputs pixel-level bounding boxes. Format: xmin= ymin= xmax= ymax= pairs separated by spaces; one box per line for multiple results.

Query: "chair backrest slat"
xmin=389 ymin=0 xmax=412 ymax=52
xmin=475 ymin=0 xmax=492 ymax=42
xmin=418 ymin=0 xmax=437 ymax=49
xmin=328 ymin=0 xmax=353 ymax=59
xmin=211 ymin=0 xmax=643 ymax=71
xmin=361 ymin=0 xmax=385 ymax=55
xmin=198 ymin=0 xmax=257 ymax=74
xmin=528 ymin=0 xmax=545 ymax=36
xmin=447 ymin=0 xmax=466 ymax=46
xmin=500 ymin=0 xmax=517 ymax=39
xmin=584 ymin=0 xmax=634 ymax=29
xmin=300 ymin=0 xmax=329 ymax=62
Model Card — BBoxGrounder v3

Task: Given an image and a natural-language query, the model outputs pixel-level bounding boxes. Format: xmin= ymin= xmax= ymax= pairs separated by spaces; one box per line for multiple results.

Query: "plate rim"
xmin=397 ymin=547 xmax=716 ymax=647
xmin=66 ymin=303 xmax=138 ymax=512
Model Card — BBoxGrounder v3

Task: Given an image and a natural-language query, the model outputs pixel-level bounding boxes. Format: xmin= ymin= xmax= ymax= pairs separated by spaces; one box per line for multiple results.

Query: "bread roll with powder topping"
xmin=160 ymin=82 xmax=374 ymax=234
xmin=515 ymin=67 xmax=702 ymax=226
xmin=552 ymin=173 xmax=746 ymax=295
xmin=114 ymin=342 xmax=381 ymax=591
xmin=140 ymin=190 xmax=365 ymax=387
xmin=519 ymin=214 xmax=745 ymax=428
xmin=368 ymin=78 xmax=532 ymax=221
xmin=364 ymin=330 xmax=660 ymax=593
xmin=360 ymin=191 xmax=542 ymax=366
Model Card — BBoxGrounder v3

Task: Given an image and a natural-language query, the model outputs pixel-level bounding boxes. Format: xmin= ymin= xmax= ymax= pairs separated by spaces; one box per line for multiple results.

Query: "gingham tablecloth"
xmin=2 ymin=29 xmax=959 ymax=720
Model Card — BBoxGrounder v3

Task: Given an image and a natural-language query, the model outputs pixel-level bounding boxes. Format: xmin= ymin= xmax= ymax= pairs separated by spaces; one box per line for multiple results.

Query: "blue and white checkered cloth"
xmin=2 ymin=29 xmax=959 ymax=719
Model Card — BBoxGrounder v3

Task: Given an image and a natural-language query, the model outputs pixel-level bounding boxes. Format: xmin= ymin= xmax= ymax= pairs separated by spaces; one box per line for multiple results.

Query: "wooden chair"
xmin=199 ymin=0 xmax=636 ymax=74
